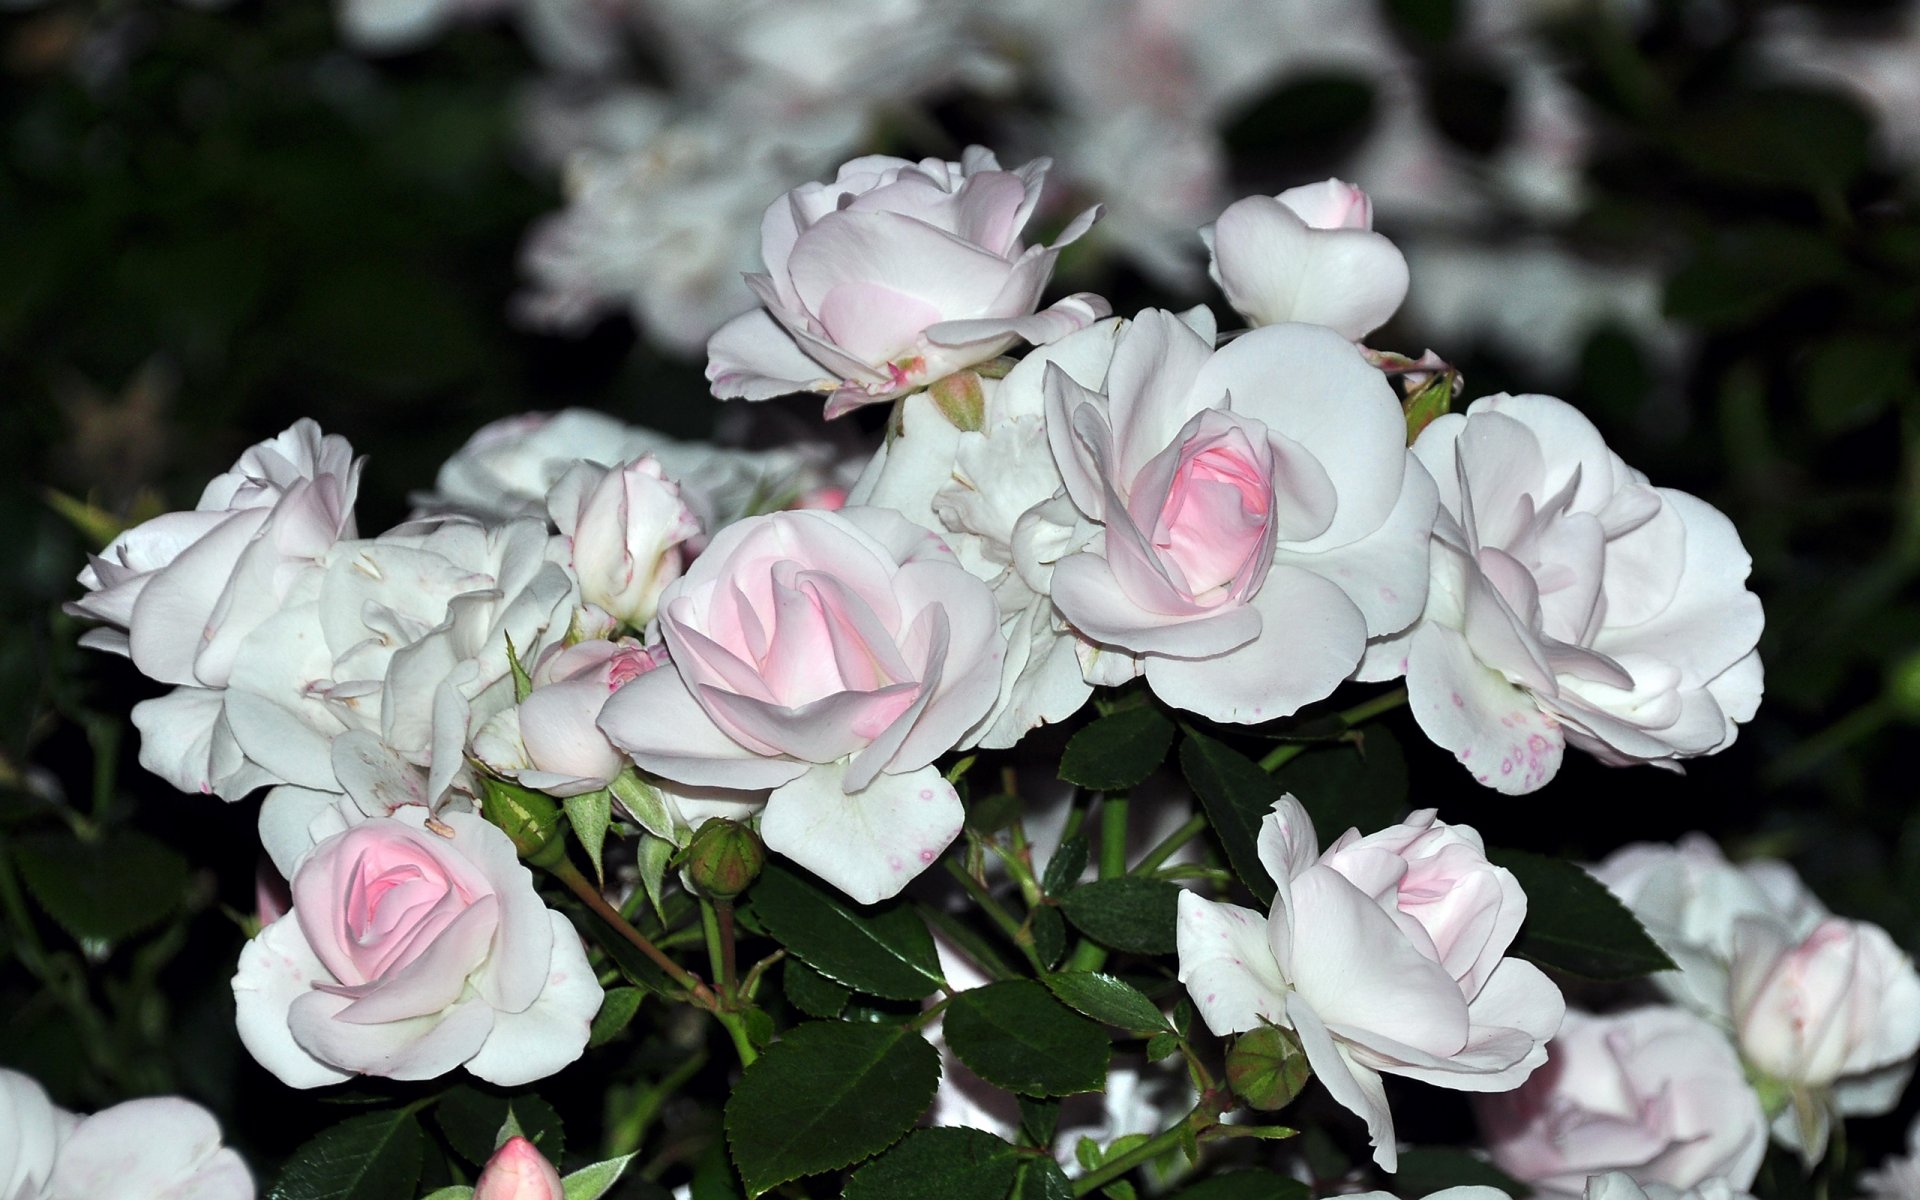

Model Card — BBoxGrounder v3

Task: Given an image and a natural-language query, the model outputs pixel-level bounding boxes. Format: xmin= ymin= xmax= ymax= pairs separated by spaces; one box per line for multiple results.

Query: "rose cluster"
xmin=62 ymin=145 xmax=1832 ymax=1196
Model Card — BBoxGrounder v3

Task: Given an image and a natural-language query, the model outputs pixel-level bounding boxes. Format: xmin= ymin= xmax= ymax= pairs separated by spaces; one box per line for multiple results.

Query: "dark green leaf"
xmin=966 ymin=793 xmax=1023 ymax=836
xmin=11 ymin=829 xmax=188 ymax=944
xmin=1275 ymin=730 xmax=1407 ymax=844
xmin=752 ymin=863 xmax=944 ymax=1001
xmin=783 ymin=957 xmax=850 ymax=1019
xmin=1391 ymin=1147 xmax=1529 ymax=1196
xmin=1031 ymin=905 xmax=1067 ymax=969
xmin=1059 ymin=879 xmax=1180 ymax=955
xmin=1671 ymin=87 xmax=1871 ymax=196
xmin=572 ymin=911 xmax=674 ymax=994
xmin=1382 ymin=0 xmax=1457 ymax=42
xmin=1043 ymin=834 xmax=1089 ymax=898
xmin=1174 ymin=1171 xmax=1311 ymax=1200
xmin=435 ymin=1087 xmax=563 ymax=1167
xmin=1145 ymin=1033 xmax=1180 ymax=1062
xmin=844 ymin=1129 xmax=1022 ymax=1200
xmin=1803 ymin=334 xmax=1912 ymax=437
xmin=1059 ymin=707 xmax=1175 ymax=792
xmin=725 ymin=1020 xmax=939 ymax=1197
xmin=944 ymin=980 xmax=1109 ymax=1097
xmin=1489 ymin=849 xmax=1675 ymax=981
xmin=269 ymin=1109 xmax=425 ymax=1200
xmin=1015 ymin=1157 xmax=1074 ymax=1200
xmin=1180 ymin=732 xmax=1281 ymax=905
xmin=1018 ymin=1096 xmax=1061 ymax=1148
xmin=1042 ymin=972 xmax=1170 ymax=1034
xmin=587 ymin=987 xmax=644 ymax=1049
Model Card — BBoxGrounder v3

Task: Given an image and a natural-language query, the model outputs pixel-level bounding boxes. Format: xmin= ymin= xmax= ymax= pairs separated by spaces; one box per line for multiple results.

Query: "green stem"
xmin=715 ymin=1010 xmax=759 ymax=1068
xmin=1259 ymin=686 xmax=1408 ymax=771
xmin=1070 ymin=1113 xmax=1193 ymax=1196
xmin=701 ymin=900 xmax=726 ymax=996
xmin=552 ymin=859 xmax=718 ymax=1008
xmin=716 ymin=899 xmax=739 ymax=997
xmin=944 ymin=860 xmax=1045 ymax=973
xmin=1135 ymin=814 xmax=1206 ymax=876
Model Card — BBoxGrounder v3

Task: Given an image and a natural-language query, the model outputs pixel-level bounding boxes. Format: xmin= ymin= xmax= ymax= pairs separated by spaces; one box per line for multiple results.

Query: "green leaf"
xmin=506 ymin=633 xmax=533 ymax=703
xmin=1059 ymin=707 xmax=1175 ymax=791
xmin=725 ymin=1020 xmax=940 ymax=1197
xmin=268 ymin=1109 xmax=425 ymax=1200
xmin=752 ymin=863 xmax=945 ymax=1000
xmin=1391 ymin=1147 xmax=1529 ymax=1196
xmin=1018 ymin=1095 xmax=1061 ymax=1148
xmin=1488 ymin=849 xmax=1676 ymax=981
xmin=783 ymin=956 xmax=851 ymax=1019
xmin=844 ymin=1128 xmax=1023 ymax=1200
xmin=943 ymin=980 xmax=1110 ymax=1097
xmin=1015 ymin=1157 xmax=1073 ymax=1200
xmin=434 ymin=1087 xmax=563 ymax=1167
xmin=1174 ymin=1170 xmax=1311 ymax=1200
xmin=966 ymin=793 xmax=1023 ymax=836
xmin=1803 ymin=334 xmax=1912 ymax=437
xmin=632 ymin=833 xmax=673 ymax=925
xmin=1030 ymin=905 xmax=1067 ymax=970
xmin=561 ymin=1154 xmax=637 ymax=1200
xmin=1042 ymin=972 xmax=1170 ymax=1034
xmin=419 ymin=1190 xmax=474 ymax=1200
xmin=565 ymin=788 xmax=613 ymax=883
xmin=11 ymin=829 xmax=189 ymax=944
xmin=1179 ymin=732 xmax=1281 ymax=905
xmin=588 ymin=987 xmax=645 ymax=1048
xmin=1059 ymin=879 xmax=1180 ymax=955
xmin=1274 ymin=730 xmax=1407 ymax=844
xmin=1043 ymin=834 xmax=1089 ymax=898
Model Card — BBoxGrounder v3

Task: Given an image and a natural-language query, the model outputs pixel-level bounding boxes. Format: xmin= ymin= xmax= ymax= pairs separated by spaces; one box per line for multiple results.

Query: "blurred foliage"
xmin=3 ymin=0 xmax=1920 ymax=1184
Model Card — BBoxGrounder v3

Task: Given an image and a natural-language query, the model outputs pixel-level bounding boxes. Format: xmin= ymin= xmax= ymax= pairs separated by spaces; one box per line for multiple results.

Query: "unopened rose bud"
xmin=473 ymin=1136 xmax=563 ymax=1200
xmin=1225 ymin=1023 xmax=1310 ymax=1111
xmin=478 ymin=774 xmax=568 ymax=869
xmin=686 ymin=819 xmax=764 ymax=900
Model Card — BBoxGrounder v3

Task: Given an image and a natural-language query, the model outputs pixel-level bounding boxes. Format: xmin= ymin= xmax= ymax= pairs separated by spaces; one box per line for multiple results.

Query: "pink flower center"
xmin=1154 ymin=439 xmax=1273 ymax=599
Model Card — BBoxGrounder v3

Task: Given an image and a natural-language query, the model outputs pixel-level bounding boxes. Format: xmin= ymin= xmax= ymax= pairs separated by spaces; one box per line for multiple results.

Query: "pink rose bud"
xmin=547 ymin=456 xmax=699 ymax=630
xmin=474 ymin=1136 xmax=564 ymax=1200
xmin=1731 ymin=916 xmax=1920 ymax=1092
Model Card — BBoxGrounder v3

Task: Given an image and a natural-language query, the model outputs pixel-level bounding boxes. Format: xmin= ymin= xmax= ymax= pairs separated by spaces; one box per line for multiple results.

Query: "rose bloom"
xmin=1177 ymin=798 xmax=1562 ymax=1170
xmin=473 ymin=639 xmax=670 ymax=799
xmin=233 ymin=807 xmax=602 ymax=1088
xmin=1203 ymin=179 xmax=1411 ymax=341
xmin=546 ymin=456 xmax=699 ymax=630
xmin=1382 ymin=393 xmax=1763 ymax=793
xmin=1477 ymin=1006 xmax=1767 ymax=1197
xmin=599 ymin=507 xmax=1004 ymax=903
xmin=705 ymin=147 xmax=1109 ymax=416
xmin=472 ymin=1137 xmax=564 ymax=1200
xmin=0 ymin=1068 xmax=253 ymax=1200
xmin=1585 ymin=1175 xmax=1757 ymax=1200
xmin=68 ymin=420 xmax=362 ymax=799
xmin=1042 ymin=307 xmax=1438 ymax=723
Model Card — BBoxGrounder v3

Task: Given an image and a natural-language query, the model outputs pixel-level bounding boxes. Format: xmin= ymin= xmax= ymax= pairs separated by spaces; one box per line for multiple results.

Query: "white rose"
xmin=1203 ymin=178 xmax=1410 ymax=340
xmin=546 ymin=456 xmax=699 ymax=629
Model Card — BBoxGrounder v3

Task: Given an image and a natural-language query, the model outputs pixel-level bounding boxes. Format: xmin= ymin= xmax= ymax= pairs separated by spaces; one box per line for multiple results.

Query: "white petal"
xmin=465 ymin=911 xmax=603 ymax=1086
xmin=1174 ymin=891 xmax=1290 ymax=1035
xmin=759 ymin=761 xmax=963 ymax=904
xmin=231 ymin=916 xmax=353 ymax=1089
xmin=1405 ymin=622 xmax=1565 ymax=795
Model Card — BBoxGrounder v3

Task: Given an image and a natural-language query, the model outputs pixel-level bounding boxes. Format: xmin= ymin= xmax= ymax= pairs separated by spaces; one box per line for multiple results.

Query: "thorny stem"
xmin=551 ymin=859 xmax=719 ymax=1009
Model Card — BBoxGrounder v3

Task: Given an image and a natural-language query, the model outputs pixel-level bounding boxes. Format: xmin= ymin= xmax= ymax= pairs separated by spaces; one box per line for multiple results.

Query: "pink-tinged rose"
xmin=232 ymin=807 xmax=602 ymax=1088
xmin=1731 ymin=916 xmax=1920 ymax=1094
xmin=47 ymin=1097 xmax=253 ymax=1200
xmin=1387 ymin=394 xmax=1764 ymax=794
xmin=546 ymin=456 xmax=699 ymax=629
xmin=1347 ymin=1190 xmax=1510 ymax=1200
xmin=1477 ymin=1006 xmax=1767 ymax=1198
xmin=473 ymin=640 xmax=669 ymax=797
xmin=1592 ymin=835 xmax=1825 ymax=1017
xmin=1044 ymin=308 xmax=1438 ymax=724
xmin=1178 ymin=799 xmax=1563 ymax=1171
xmin=69 ymin=420 xmax=363 ymax=800
xmin=1203 ymin=179 xmax=1410 ymax=340
xmin=706 ymin=146 xmax=1110 ymax=416
xmin=472 ymin=1137 xmax=564 ymax=1200
xmin=598 ymin=507 xmax=1004 ymax=903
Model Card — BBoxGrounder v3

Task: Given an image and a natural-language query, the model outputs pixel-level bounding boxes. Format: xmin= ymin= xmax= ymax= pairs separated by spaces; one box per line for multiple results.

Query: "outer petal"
xmin=705 ymin=309 xmax=839 ymax=401
xmin=598 ymin=665 xmax=810 ymax=791
xmin=465 ymin=911 xmax=602 ymax=1086
xmin=758 ymin=760 xmax=963 ymax=904
xmin=51 ymin=1098 xmax=252 ymax=1200
xmin=232 ymin=916 xmax=354 ymax=1089
xmin=130 ymin=688 xmax=277 ymax=800
xmin=925 ymin=292 xmax=1111 ymax=348
xmin=288 ymin=990 xmax=495 ymax=1081
xmin=1049 ymin=548 xmax=1263 ymax=659
xmin=1208 ymin=195 xmax=1409 ymax=340
xmin=1406 ymin=622 xmax=1565 ymax=795
xmin=1143 ymin=564 xmax=1368 ymax=724
xmin=1174 ymin=891 xmax=1290 ymax=1035
xmin=1273 ymin=451 xmax=1439 ymax=638
xmin=1287 ymin=995 xmax=1399 ymax=1171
